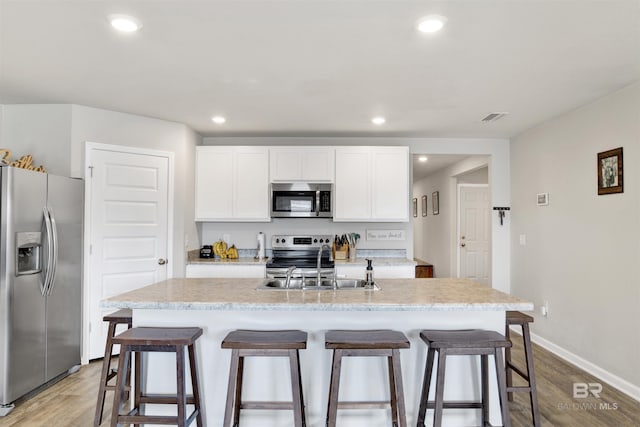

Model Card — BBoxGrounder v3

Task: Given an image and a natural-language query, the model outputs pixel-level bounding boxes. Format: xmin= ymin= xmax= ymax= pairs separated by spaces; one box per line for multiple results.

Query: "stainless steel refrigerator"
xmin=0 ymin=166 xmax=83 ymax=407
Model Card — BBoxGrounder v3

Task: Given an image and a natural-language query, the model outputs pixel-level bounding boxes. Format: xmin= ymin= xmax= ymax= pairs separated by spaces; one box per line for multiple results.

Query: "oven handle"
xmin=315 ymin=190 xmax=320 ymax=217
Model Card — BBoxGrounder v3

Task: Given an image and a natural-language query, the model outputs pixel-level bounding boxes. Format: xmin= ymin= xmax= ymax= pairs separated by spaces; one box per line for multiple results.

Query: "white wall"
xmin=510 ymin=82 xmax=640 ymax=397
xmin=0 ymin=104 xmax=72 ymax=175
xmin=413 ymin=159 xmax=489 ymax=277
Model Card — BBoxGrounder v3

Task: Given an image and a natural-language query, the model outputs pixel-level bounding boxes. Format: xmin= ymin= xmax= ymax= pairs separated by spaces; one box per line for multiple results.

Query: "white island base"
xmin=132 ymin=308 xmax=506 ymax=427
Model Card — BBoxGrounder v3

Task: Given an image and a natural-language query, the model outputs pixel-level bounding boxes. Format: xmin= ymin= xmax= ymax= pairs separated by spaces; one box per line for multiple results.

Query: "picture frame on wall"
xmin=432 ymin=191 xmax=439 ymax=215
xmin=413 ymin=198 xmax=418 ymax=217
xmin=597 ymin=147 xmax=623 ymax=195
xmin=421 ymin=195 xmax=427 ymax=216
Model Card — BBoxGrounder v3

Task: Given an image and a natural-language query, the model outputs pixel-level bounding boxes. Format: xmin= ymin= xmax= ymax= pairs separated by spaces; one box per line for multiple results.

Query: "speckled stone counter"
xmin=103 ymin=277 xmax=532 ymax=311
xmin=103 ymin=278 xmax=532 ymax=426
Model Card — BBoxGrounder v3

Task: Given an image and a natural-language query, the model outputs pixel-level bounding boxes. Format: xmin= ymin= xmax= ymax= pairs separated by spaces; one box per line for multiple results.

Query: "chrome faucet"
xmin=317 ymin=244 xmax=332 ymax=286
xmin=285 ymin=266 xmax=297 ymax=289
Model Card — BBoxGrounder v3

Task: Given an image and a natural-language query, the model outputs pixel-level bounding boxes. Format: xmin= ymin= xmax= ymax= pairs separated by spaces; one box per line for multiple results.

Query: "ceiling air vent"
xmin=481 ymin=112 xmax=509 ymax=122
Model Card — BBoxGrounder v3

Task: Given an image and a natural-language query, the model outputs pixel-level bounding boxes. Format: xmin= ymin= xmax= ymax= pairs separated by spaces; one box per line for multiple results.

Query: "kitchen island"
xmin=103 ymin=278 xmax=532 ymax=427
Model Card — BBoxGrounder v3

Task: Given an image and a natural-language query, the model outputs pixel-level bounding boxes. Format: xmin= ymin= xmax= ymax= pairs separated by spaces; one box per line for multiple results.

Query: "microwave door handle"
xmin=315 ymin=190 xmax=321 ymax=217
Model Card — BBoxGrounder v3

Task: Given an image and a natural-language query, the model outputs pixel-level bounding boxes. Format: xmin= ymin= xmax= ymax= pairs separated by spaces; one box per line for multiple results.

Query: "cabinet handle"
xmin=158 ymin=258 xmax=168 ymax=265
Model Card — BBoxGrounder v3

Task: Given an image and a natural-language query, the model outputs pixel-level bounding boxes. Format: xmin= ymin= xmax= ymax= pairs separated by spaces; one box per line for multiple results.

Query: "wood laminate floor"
xmin=0 ymin=334 xmax=637 ymax=426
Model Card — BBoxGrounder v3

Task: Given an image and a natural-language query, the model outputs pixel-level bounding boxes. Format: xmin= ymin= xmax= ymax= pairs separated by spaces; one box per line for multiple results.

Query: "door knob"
xmin=158 ymin=258 xmax=167 ymax=265
xmin=461 ymin=243 xmax=466 ymax=247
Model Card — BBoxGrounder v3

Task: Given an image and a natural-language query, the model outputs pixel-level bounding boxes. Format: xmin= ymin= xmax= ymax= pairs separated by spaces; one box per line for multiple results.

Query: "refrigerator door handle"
xmin=46 ymin=207 xmax=59 ymax=296
xmin=42 ymin=207 xmax=54 ymax=296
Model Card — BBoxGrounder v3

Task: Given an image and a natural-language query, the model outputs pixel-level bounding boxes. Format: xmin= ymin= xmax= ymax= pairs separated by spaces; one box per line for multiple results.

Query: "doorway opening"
xmin=412 ymin=154 xmax=490 ymax=280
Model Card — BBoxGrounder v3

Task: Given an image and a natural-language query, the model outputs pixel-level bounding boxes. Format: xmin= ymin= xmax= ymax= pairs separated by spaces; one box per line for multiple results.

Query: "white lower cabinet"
xmin=186 ymin=264 xmax=266 ymax=278
xmin=335 ymin=263 xmax=415 ymax=279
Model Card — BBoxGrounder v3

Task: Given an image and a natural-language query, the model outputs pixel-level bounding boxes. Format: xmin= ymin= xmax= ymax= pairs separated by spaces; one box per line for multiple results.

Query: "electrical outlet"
xmin=223 ymin=234 xmax=230 ymax=244
xmin=519 ymin=234 xmax=526 ymax=245
xmin=541 ymin=300 xmax=549 ymax=317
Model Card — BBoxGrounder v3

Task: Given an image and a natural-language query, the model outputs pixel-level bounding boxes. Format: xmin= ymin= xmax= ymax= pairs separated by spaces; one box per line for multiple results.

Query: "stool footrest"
xmin=117 ymin=410 xmax=199 ymax=425
xmin=138 ymin=394 xmax=198 ymax=405
xmin=507 ymin=385 xmax=533 ymax=393
xmin=506 ymin=362 xmax=530 ymax=381
xmin=240 ymin=401 xmax=295 ymax=410
xmin=425 ymin=401 xmax=484 ymax=409
xmin=337 ymin=400 xmax=391 ymax=409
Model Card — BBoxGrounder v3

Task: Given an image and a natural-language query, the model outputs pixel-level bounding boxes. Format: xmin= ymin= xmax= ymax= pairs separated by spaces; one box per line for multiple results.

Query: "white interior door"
xmin=86 ymin=146 xmax=170 ymax=359
xmin=458 ymin=185 xmax=490 ymax=284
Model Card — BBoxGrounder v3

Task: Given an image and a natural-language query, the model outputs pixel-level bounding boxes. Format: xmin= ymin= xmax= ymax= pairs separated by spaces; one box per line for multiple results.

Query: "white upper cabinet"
xmin=195 ymin=146 xmax=270 ymax=221
xmin=270 ymin=147 xmax=334 ymax=182
xmin=334 ymin=146 xmax=409 ymax=222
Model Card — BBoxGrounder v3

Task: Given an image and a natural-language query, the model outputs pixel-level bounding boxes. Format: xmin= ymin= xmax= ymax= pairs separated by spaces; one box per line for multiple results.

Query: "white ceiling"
xmin=1 ymin=1 xmax=638 ymax=138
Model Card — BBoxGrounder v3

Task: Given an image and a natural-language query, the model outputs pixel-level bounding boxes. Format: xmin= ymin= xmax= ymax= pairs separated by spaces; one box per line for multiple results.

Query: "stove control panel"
xmin=271 ymin=235 xmax=333 ymax=250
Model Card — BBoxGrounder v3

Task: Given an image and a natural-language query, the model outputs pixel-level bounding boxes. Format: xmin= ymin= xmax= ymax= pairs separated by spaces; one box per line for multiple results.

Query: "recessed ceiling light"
xmin=371 ymin=117 xmax=386 ymax=125
xmin=109 ymin=14 xmax=142 ymax=32
xmin=418 ymin=156 xmax=428 ymax=162
xmin=211 ymin=116 xmax=226 ymax=124
xmin=417 ymin=15 xmax=446 ymax=33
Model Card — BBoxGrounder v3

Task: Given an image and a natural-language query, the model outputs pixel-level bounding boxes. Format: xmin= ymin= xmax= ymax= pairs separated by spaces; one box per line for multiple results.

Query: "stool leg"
xmin=95 ymin=321 xmax=117 ymax=426
xmin=481 ymin=354 xmax=489 ymax=426
xmin=223 ymin=349 xmax=241 ymax=427
xmin=188 ymin=343 xmax=204 ymax=427
xmin=133 ymin=351 xmax=142 ymax=427
xmin=387 ymin=354 xmax=398 ymax=425
xmin=289 ymin=349 xmax=306 ymax=427
xmin=326 ymin=349 xmax=343 ymax=427
xmin=493 ymin=348 xmax=511 ymax=427
xmin=432 ymin=350 xmax=447 ymax=427
xmin=110 ymin=345 xmax=130 ymax=427
xmin=505 ymin=323 xmax=513 ymax=402
xmin=390 ymin=349 xmax=407 ymax=427
xmin=416 ymin=347 xmax=436 ymax=426
xmin=521 ymin=323 xmax=541 ymax=427
xmin=176 ymin=345 xmax=186 ymax=427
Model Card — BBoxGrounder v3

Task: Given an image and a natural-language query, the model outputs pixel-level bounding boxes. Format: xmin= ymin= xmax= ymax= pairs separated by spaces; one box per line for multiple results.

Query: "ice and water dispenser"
xmin=16 ymin=232 xmax=42 ymax=275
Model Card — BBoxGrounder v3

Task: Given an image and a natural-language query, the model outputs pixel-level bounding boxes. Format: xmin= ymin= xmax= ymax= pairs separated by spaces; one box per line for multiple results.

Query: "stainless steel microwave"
xmin=271 ymin=183 xmax=332 ymax=218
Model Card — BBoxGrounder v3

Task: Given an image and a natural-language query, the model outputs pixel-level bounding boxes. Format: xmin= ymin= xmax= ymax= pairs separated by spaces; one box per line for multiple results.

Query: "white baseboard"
xmin=524 ymin=330 xmax=640 ymax=402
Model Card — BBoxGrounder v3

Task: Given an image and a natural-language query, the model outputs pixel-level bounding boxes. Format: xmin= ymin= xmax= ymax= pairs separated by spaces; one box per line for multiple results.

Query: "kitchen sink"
xmin=257 ymin=278 xmax=379 ymax=291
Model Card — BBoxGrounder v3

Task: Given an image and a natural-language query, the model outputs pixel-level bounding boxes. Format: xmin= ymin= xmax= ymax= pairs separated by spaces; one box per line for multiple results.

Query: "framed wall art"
xmin=597 ymin=147 xmax=623 ymax=195
xmin=432 ymin=191 xmax=439 ymax=215
xmin=421 ymin=195 xmax=427 ymax=216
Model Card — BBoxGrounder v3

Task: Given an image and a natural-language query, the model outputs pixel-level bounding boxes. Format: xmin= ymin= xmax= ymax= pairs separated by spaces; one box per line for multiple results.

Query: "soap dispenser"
xmin=365 ymin=258 xmax=374 ymax=288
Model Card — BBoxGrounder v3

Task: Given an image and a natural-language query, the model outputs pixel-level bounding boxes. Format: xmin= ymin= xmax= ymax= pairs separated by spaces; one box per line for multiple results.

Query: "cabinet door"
xmin=270 ymin=148 xmax=302 ymax=181
xmin=334 ymin=147 xmax=370 ymax=221
xmin=371 ymin=147 xmax=409 ymax=221
xmin=234 ymin=147 xmax=270 ymax=220
xmin=270 ymin=147 xmax=334 ymax=182
xmin=195 ymin=147 xmax=233 ymax=220
xmin=301 ymin=147 xmax=334 ymax=182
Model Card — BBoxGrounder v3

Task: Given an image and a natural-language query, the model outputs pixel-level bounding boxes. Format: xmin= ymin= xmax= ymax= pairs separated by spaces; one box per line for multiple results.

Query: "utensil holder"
xmin=348 ymin=245 xmax=356 ymax=261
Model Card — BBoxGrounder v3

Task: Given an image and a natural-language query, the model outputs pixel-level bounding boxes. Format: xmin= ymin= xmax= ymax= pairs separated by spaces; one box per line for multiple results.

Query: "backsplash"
xmin=199 ymin=218 xmax=412 ymax=255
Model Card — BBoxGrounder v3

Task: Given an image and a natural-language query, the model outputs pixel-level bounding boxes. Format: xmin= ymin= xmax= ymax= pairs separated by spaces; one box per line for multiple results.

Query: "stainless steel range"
xmin=266 ymin=234 xmax=334 ymax=279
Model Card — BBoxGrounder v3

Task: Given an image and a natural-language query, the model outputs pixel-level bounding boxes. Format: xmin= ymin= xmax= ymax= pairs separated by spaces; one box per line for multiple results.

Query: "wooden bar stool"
xmin=110 ymin=327 xmax=204 ymax=427
xmin=221 ymin=329 xmax=308 ymax=427
xmin=505 ymin=311 xmax=540 ymax=427
xmin=94 ymin=309 xmax=132 ymax=426
xmin=324 ymin=329 xmax=410 ymax=427
xmin=416 ymin=329 xmax=512 ymax=427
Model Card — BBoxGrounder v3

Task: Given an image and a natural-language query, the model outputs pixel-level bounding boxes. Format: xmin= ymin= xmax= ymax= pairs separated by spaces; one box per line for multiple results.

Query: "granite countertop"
xmin=187 ymin=250 xmax=267 ymax=265
xmin=334 ymin=257 xmax=416 ymax=267
xmin=103 ymin=278 xmax=533 ymax=312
